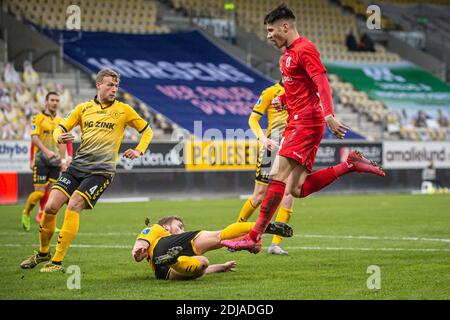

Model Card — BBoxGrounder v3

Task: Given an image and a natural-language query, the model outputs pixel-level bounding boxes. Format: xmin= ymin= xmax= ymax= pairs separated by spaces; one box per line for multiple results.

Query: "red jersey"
xmin=281 ymin=37 xmax=327 ymax=125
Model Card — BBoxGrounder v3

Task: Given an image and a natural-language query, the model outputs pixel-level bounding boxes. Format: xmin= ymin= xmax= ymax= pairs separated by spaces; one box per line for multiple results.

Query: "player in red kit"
xmin=221 ymin=4 xmax=385 ymax=253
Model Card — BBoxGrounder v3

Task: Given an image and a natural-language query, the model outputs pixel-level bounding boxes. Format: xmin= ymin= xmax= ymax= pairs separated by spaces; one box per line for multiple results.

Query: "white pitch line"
xmin=1 ymin=243 xmax=450 ymax=252
xmin=294 ymin=234 xmax=450 ymax=243
xmin=3 ymin=232 xmax=450 ymax=243
xmin=282 ymin=246 xmax=450 ymax=252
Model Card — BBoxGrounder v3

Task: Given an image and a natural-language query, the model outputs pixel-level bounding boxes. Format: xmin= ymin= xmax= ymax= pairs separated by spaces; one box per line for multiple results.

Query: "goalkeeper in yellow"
xmin=235 ymin=79 xmax=295 ymax=255
xmin=20 ymin=68 xmax=153 ymax=273
xmin=131 ymin=216 xmax=293 ymax=280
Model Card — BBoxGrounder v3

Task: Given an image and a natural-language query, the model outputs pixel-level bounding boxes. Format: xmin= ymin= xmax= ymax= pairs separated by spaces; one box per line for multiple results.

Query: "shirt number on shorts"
xmin=89 ymin=185 xmax=98 ymax=195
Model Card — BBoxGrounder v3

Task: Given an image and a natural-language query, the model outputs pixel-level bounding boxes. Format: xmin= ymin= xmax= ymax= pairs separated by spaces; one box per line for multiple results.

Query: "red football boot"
xmin=347 ymin=150 xmax=385 ymax=177
xmin=221 ymin=234 xmax=262 ymax=254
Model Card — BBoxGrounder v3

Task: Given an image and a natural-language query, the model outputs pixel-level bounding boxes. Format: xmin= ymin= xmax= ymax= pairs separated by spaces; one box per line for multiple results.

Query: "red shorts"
xmin=278 ymin=123 xmax=325 ymax=172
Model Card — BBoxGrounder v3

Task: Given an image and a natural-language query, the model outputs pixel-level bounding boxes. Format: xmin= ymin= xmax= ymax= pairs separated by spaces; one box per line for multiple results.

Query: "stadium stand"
xmin=0 ymin=60 xmax=175 ymax=141
xmin=169 ymin=0 xmax=402 ymax=63
xmin=4 ymin=0 xmax=170 ymax=34
xmin=2 ymin=0 xmax=448 ymax=141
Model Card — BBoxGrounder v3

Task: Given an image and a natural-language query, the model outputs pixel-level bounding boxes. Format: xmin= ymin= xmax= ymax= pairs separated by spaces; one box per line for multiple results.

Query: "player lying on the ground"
xmin=131 ymin=216 xmax=293 ymax=280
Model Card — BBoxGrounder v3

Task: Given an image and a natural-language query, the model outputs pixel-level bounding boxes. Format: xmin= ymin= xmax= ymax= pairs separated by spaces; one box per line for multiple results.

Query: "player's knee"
xmin=67 ymin=194 xmax=86 ymax=211
xmin=44 ymin=202 xmax=59 ymax=215
xmin=197 ymin=256 xmax=209 ymax=271
xmin=290 ymin=185 xmax=302 ymax=198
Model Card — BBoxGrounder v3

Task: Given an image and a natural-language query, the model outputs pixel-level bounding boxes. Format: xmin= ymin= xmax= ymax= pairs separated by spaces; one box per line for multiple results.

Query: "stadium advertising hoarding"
xmin=184 ymin=140 xmax=259 ymax=171
xmin=383 ymin=141 xmax=450 ymax=169
xmin=325 ymin=61 xmax=450 ymax=119
xmin=0 ymin=141 xmax=383 ymax=173
xmin=0 ymin=140 xmax=31 ymax=173
xmin=109 ymin=142 xmax=184 ymax=171
xmin=184 ymin=141 xmax=382 ymax=171
xmin=315 ymin=142 xmax=383 ymax=168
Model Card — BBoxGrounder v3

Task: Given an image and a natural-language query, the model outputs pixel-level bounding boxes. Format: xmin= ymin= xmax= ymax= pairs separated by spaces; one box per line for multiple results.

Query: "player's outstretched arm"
xmin=205 ymin=261 xmax=236 ymax=274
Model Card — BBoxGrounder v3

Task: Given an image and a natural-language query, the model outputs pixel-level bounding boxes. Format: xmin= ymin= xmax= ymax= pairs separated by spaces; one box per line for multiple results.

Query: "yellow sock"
xmin=271 ymin=207 xmax=293 ymax=245
xmin=23 ymin=191 xmax=45 ymax=217
xmin=220 ymin=222 xmax=254 ymax=240
xmin=236 ymin=199 xmax=258 ymax=222
xmin=172 ymin=256 xmax=203 ymax=277
xmin=52 ymin=209 xmax=79 ymax=263
xmin=39 ymin=212 xmax=56 ymax=254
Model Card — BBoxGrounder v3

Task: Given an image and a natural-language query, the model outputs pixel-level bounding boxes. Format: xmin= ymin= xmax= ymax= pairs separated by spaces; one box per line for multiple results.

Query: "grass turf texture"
xmin=1 ymin=194 xmax=449 ymax=299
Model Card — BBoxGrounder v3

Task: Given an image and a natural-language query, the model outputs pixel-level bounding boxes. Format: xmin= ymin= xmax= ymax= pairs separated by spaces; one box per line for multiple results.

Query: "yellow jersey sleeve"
xmin=53 ymin=104 xmax=82 ymax=143
xmin=124 ymin=105 xmax=153 ymax=155
xmin=248 ymin=112 xmax=264 ymax=139
xmin=137 ymin=223 xmax=171 ymax=260
xmin=30 ymin=114 xmax=43 ymax=136
xmin=125 ymin=105 xmax=148 ymax=133
xmin=252 ymin=85 xmax=277 ymax=116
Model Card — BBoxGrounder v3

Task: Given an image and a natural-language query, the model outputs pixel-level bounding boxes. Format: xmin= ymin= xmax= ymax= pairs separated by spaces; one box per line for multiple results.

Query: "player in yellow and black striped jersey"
xmin=21 ymin=92 xmax=68 ymax=232
xmin=131 ymin=216 xmax=293 ymax=280
xmin=20 ymin=68 xmax=153 ymax=273
xmin=234 ymin=79 xmax=296 ymax=256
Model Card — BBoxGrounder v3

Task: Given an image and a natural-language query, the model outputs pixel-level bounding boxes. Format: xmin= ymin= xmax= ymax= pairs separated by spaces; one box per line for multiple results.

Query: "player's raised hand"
xmin=132 ymin=240 xmax=149 ymax=262
xmin=325 ymin=115 xmax=350 ymax=140
xmin=57 ymin=132 xmax=75 ymax=144
xmin=123 ymin=149 xmax=142 ymax=159
xmin=271 ymin=96 xmax=285 ymax=112
xmin=259 ymin=136 xmax=279 ymax=151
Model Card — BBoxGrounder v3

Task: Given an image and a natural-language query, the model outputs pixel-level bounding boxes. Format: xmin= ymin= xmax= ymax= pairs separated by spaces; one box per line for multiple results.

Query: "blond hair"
xmin=96 ymin=68 xmax=120 ymax=84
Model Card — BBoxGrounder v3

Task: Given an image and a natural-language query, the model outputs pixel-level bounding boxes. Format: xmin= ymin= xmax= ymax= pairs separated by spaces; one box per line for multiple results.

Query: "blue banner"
xmin=43 ymin=29 xmax=364 ymax=140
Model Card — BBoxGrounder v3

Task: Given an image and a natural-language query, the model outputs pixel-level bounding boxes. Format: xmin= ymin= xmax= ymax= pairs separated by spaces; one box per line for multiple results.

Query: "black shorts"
xmin=33 ymin=164 xmax=60 ymax=185
xmin=255 ymin=145 xmax=275 ymax=186
xmin=153 ymin=231 xmax=201 ymax=280
xmin=52 ymin=166 xmax=113 ymax=209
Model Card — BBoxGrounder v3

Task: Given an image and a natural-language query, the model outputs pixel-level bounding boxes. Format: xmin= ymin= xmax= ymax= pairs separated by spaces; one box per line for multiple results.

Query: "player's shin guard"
xmin=23 ymin=191 xmax=45 ymax=216
xmin=52 ymin=210 xmax=79 ymax=263
xmin=249 ymin=180 xmax=286 ymax=241
xmin=39 ymin=212 xmax=57 ymax=254
xmin=271 ymin=207 xmax=293 ymax=245
xmin=236 ymin=199 xmax=257 ymax=223
xmin=220 ymin=222 xmax=254 ymax=240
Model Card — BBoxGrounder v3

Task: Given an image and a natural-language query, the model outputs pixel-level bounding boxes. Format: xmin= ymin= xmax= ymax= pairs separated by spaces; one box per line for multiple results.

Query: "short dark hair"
xmin=264 ymin=3 xmax=296 ymax=24
xmin=45 ymin=91 xmax=59 ymax=101
xmin=157 ymin=216 xmax=184 ymax=228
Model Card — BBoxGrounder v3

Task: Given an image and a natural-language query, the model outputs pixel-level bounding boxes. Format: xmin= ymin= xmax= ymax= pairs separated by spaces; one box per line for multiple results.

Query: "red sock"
xmin=39 ymin=189 xmax=49 ymax=212
xmin=299 ymin=162 xmax=354 ymax=198
xmin=249 ymin=180 xmax=286 ymax=241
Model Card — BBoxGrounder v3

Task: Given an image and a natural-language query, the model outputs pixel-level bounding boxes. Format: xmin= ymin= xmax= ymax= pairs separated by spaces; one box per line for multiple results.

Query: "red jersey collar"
xmin=286 ymin=36 xmax=303 ymax=49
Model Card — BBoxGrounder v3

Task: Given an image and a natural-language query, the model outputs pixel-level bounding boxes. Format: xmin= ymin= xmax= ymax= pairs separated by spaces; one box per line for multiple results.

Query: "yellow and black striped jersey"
xmin=251 ymin=82 xmax=288 ymax=138
xmin=31 ymin=111 xmax=63 ymax=166
xmin=54 ymin=98 xmax=153 ymax=175
xmin=137 ymin=223 xmax=171 ymax=267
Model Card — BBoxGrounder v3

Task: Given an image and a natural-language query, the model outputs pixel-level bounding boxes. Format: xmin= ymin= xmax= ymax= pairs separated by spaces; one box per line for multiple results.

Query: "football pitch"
xmin=1 ymin=194 xmax=449 ymax=300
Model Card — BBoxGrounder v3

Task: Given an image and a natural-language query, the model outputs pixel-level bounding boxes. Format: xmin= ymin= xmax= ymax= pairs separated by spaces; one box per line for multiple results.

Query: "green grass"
xmin=1 ymin=194 xmax=450 ymax=299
